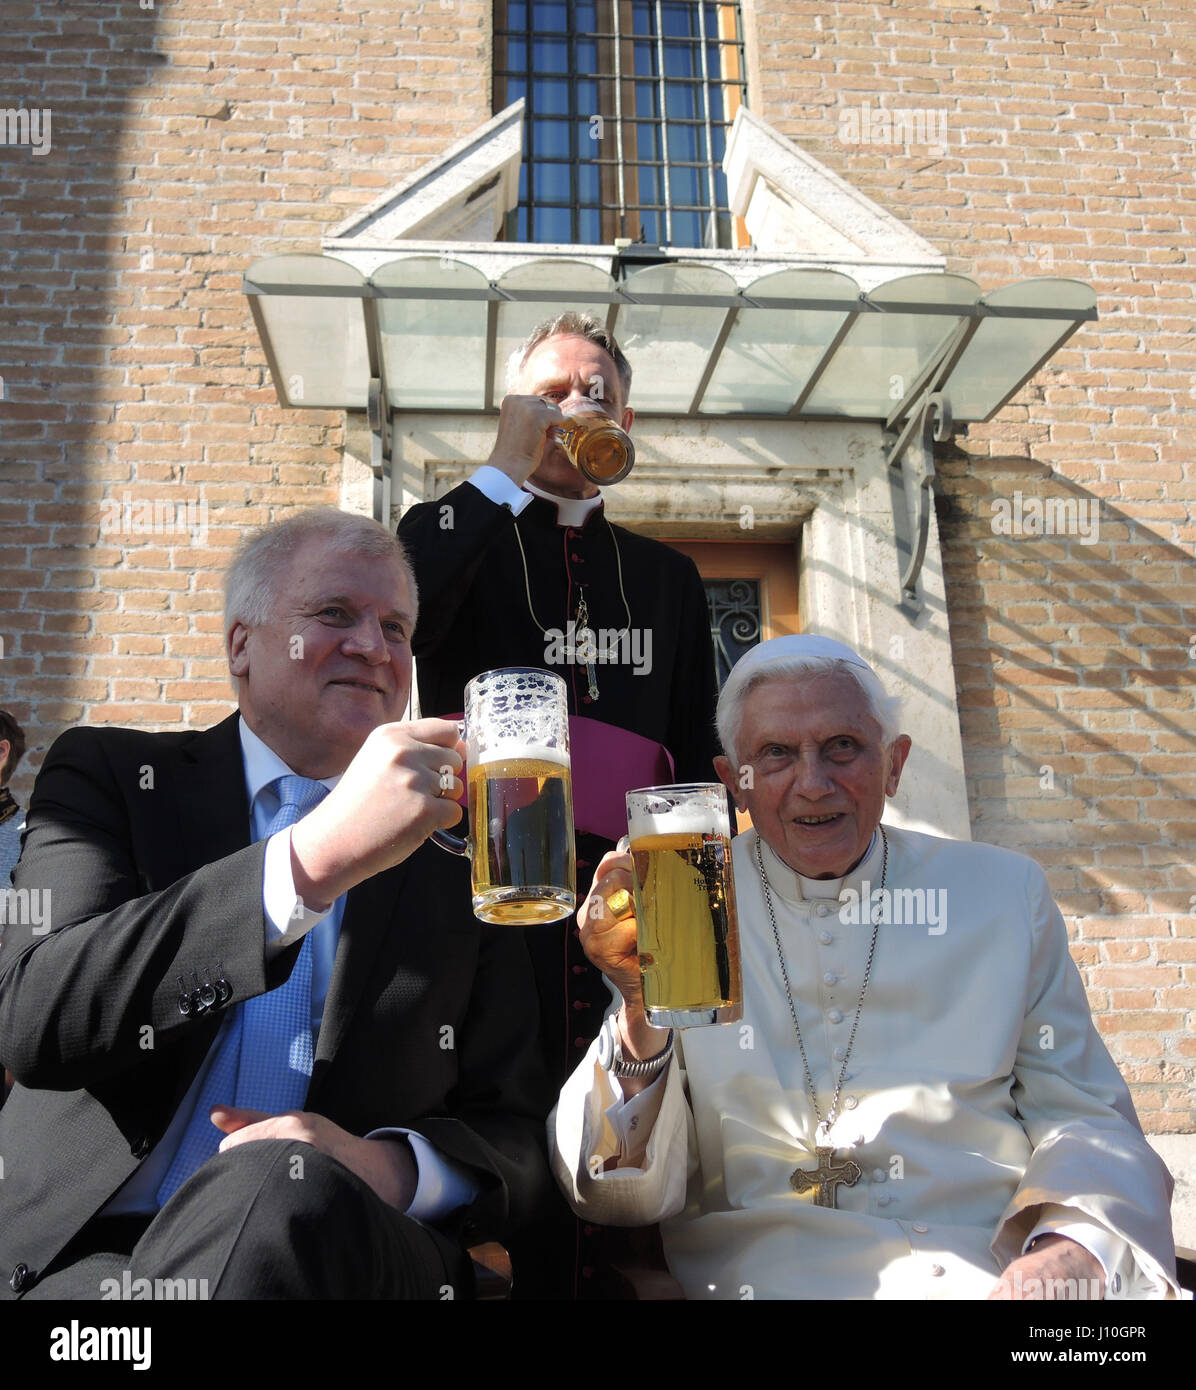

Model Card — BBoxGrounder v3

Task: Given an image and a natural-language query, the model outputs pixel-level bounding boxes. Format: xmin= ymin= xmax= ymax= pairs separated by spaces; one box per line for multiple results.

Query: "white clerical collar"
xmin=756 ymin=827 xmax=885 ymax=907
xmin=238 ymin=716 xmax=341 ymax=815
xmin=523 ymin=480 xmax=604 ymax=528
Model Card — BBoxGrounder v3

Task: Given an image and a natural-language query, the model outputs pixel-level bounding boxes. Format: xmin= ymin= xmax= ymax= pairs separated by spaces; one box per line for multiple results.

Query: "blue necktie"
xmin=157 ymin=774 xmax=328 ymax=1205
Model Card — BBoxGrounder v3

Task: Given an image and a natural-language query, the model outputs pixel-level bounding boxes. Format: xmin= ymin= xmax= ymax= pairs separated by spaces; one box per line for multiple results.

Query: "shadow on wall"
xmin=935 ymin=452 xmax=1191 ymax=874
xmin=0 ymin=3 xmax=168 ymax=804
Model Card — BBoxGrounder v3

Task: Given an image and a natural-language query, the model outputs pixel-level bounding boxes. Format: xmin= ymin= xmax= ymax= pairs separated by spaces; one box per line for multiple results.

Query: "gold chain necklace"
xmin=754 ymin=828 xmax=888 ymax=1208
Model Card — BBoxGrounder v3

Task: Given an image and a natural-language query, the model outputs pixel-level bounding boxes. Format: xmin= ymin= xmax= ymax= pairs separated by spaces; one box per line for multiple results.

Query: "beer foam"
xmin=472 ymin=739 xmax=569 ymax=770
xmin=627 ymin=798 xmax=723 ymax=842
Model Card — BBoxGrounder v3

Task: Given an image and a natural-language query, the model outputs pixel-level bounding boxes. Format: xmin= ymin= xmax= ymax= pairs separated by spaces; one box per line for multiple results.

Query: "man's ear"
xmin=714 ymin=754 xmax=747 ymax=812
xmin=620 ymin=404 xmax=635 ymax=433
xmin=227 ymin=620 xmax=250 ymax=679
xmin=885 ymin=735 xmax=912 ymax=797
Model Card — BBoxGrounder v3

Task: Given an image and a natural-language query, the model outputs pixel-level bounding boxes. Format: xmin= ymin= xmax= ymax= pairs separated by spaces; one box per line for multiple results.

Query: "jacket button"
xmin=131 ymin=1136 xmax=152 ymax=1159
xmin=9 ymin=1263 xmax=34 ymax=1293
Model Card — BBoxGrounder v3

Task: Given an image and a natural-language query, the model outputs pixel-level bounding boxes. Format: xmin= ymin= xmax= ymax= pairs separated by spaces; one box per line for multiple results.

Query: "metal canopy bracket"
xmin=883 ymin=312 xmax=980 ymax=604
xmin=367 ymin=377 xmax=390 ymax=524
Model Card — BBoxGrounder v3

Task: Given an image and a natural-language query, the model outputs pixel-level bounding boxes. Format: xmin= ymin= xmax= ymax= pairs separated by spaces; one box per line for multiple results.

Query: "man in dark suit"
xmin=0 ymin=507 xmax=553 ymax=1300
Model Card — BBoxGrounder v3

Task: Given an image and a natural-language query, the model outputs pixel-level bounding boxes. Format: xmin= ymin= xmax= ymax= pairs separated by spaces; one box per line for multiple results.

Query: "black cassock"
xmin=399 ymin=482 xmax=720 ymax=788
xmin=400 ymin=482 xmax=722 ymax=1294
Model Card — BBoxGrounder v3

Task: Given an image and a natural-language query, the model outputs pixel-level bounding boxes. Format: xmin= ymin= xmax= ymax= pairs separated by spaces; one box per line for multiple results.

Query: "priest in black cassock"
xmin=398 ymin=313 xmax=720 ymax=1295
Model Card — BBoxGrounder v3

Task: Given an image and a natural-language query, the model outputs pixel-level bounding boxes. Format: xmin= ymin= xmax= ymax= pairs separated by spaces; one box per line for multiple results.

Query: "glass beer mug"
xmin=625 ymin=784 xmax=743 ymax=1028
xmin=553 ymin=401 xmax=635 ymax=486
xmin=433 ymin=667 xmax=576 ymax=925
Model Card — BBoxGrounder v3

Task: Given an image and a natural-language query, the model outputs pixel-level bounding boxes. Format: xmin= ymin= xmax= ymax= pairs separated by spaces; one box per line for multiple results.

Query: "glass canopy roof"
xmin=243 ymin=254 xmax=1097 ymax=423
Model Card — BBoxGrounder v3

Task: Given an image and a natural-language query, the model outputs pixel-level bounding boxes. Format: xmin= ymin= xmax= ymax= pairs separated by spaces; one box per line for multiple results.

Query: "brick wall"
xmin=1 ymin=0 xmax=1191 ymax=1125
xmin=0 ymin=0 xmax=491 ymax=786
xmin=748 ymin=0 xmax=1195 ymax=1129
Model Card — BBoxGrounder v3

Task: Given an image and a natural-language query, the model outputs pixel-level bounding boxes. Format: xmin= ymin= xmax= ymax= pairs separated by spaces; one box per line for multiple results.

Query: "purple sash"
xmin=439 ymin=712 xmax=674 ymax=844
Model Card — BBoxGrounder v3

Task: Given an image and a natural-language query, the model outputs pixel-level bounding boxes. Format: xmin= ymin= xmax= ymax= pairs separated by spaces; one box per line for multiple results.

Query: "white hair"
xmin=224 ymin=507 xmax=417 ymax=631
xmin=716 ymin=655 xmax=903 ymax=767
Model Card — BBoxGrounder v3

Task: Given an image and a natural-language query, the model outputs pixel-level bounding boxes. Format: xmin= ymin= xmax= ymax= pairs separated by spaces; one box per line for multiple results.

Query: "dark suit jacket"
xmin=0 ymin=714 xmax=554 ymax=1296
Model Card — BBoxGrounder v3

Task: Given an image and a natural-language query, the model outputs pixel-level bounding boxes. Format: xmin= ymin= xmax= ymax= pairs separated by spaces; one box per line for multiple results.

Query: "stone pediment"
xmin=722 ymin=107 xmax=943 ymax=267
xmin=326 ymin=100 xmax=524 ymax=245
xmin=324 ymin=100 xmax=941 ymax=277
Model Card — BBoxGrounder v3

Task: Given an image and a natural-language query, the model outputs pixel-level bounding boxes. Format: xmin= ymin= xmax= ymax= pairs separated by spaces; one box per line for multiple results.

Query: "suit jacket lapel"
xmin=177 ymin=712 xmax=252 ymax=872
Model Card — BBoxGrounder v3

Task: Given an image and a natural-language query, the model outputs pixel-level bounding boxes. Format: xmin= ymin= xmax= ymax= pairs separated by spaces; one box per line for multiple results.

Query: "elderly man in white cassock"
xmin=550 ymin=635 xmax=1181 ymax=1299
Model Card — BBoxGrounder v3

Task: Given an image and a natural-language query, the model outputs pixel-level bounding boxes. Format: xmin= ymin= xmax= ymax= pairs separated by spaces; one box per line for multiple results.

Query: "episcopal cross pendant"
xmin=789 ymin=1147 xmax=862 ymax=1208
xmin=572 ymin=597 xmax=600 ymax=702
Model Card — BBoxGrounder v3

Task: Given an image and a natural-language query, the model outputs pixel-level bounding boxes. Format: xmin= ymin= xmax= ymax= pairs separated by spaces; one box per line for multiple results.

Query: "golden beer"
xmin=629 ymin=827 xmax=742 ymax=1028
xmin=468 ymin=752 xmax=575 ymax=924
xmin=554 ymin=411 xmax=635 ymax=485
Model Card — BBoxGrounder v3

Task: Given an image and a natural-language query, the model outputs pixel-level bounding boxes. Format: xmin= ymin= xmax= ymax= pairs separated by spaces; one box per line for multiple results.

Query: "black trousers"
xmin=26 ymin=1140 xmax=473 ymax=1300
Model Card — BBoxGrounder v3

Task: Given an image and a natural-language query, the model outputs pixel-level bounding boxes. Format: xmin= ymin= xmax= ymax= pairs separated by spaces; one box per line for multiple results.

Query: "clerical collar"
xmin=523 ymin=480 xmax=604 ymax=529
xmin=756 ymin=828 xmax=885 ymax=906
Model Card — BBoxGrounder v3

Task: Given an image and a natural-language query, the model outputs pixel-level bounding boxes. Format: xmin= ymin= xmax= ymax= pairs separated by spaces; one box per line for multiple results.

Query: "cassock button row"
xmin=877 ymin=1194 xmax=891 ymax=1207
xmin=819 ymin=931 xmax=833 ymax=945
xmin=823 ymin=971 xmax=838 ymax=985
xmin=832 ymin=1047 xmax=846 ymax=1061
xmin=843 ymin=1095 xmax=857 ymax=1109
xmin=913 ymin=1222 xmax=929 ymax=1234
xmin=814 ymin=903 xmax=830 ymax=917
xmin=871 ymin=1168 xmax=886 ymax=1183
xmin=930 ymin=1265 xmax=946 ymax=1278
xmin=827 ymin=1009 xmax=843 ymax=1023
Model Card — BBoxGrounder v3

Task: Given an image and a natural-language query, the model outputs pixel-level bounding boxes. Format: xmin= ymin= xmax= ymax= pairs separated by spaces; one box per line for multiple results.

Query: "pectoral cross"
xmin=789 ymin=1147 xmax=862 ymax=1209
xmin=570 ymin=595 xmax=600 ymax=702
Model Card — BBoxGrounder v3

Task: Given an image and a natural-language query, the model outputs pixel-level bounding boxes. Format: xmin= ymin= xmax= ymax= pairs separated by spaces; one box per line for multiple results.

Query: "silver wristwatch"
xmin=597 ymin=1014 xmax=674 ymax=1079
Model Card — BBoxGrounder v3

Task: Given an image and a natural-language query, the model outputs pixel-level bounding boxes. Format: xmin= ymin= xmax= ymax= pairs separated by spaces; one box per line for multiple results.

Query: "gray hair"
xmin=505 ymin=311 xmax=632 ymax=407
xmin=716 ymin=655 xmax=903 ymax=767
xmin=224 ymin=507 xmax=417 ymax=631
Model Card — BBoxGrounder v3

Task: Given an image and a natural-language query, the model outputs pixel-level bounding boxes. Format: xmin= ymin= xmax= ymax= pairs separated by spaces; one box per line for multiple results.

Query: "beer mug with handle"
xmin=433 ymin=667 xmax=576 ymax=924
xmin=625 ymin=784 xmax=743 ymax=1027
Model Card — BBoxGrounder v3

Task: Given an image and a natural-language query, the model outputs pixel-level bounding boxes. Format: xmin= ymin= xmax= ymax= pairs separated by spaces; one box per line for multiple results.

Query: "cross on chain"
xmin=789 ymin=1147 xmax=863 ymax=1209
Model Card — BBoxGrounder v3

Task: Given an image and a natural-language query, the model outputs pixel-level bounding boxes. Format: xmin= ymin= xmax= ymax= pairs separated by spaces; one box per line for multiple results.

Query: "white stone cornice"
xmin=723 ymin=107 xmax=945 ymax=267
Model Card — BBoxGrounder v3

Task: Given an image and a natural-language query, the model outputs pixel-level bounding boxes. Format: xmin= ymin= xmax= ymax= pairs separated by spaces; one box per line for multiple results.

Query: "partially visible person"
xmin=0 ymin=509 xmax=554 ymax=1299
xmin=552 ymin=635 xmax=1182 ymax=1299
xmin=400 ymin=313 xmax=722 ymax=1297
xmin=0 ymin=709 xmax=27 ymax=888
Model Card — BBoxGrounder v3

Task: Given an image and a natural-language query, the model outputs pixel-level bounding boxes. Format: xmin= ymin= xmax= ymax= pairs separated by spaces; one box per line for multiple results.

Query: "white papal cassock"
xmin=550 ymin=825 xmax=1180 ymax=1299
